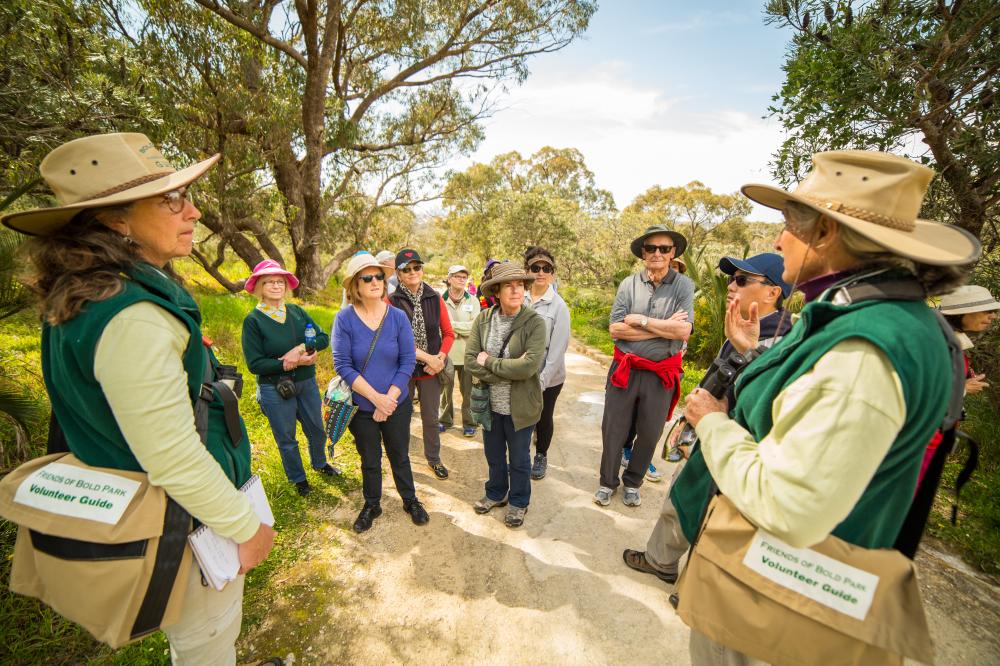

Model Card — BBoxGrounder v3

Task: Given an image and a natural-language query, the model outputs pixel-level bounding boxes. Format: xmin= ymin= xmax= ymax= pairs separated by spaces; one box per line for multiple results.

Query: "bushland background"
xmin=1 ymin=1 xmax=998 ymax=663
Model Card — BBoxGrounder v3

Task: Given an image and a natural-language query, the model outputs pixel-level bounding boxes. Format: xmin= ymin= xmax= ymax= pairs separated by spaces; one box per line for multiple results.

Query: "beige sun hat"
xmin=1 ymin=133 xmax=220 ymax=236
xmin=741 ymin=150 xmax=980 ymax=266
xmin=479 ymin=261 xmax=535 ymax=295
xmin=939 ymin=285 xmax=1000 ymax=315
xmin=344 ymin=252 xmax=386 ymax=281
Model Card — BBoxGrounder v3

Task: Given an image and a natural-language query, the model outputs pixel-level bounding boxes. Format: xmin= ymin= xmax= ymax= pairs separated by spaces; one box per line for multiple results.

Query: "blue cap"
xmin=718 ymin=253 xmax=792 ymax=298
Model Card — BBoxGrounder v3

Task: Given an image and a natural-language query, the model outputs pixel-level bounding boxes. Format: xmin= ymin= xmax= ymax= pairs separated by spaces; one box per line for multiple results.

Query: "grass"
xmin=0 ymin=285 xmax=362 ymax=665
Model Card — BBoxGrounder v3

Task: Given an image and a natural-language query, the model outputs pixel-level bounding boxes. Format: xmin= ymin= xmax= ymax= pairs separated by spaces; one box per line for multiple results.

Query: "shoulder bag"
xmin=324 ymin=307 xmax=386 ymax=452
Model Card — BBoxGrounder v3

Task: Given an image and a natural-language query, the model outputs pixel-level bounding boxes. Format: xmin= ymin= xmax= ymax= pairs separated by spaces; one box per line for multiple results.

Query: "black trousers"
xmin=348 ymin=397 xmax=417 ymax=506
xmin=534 ymin=383 xmax=564 ymax=456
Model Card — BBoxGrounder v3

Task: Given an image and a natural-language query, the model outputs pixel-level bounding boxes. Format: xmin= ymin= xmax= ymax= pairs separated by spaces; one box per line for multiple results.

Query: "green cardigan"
xmin=671 ymin=289 xmax=950 ymax=550
xmin=465 ymin=305 xmax=547 ymax=432
xmin=41 ymin=263 xmax=251 ymax=486
xmin=241 ymin=304 xmax=329 ymax=385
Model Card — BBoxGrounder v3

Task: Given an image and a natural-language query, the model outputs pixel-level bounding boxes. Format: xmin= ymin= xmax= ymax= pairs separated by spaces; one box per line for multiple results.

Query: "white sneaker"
xmin=646 ymin=464 xmax=663 ymax=482
xmin=594 ymin=486 xmax=614 ymax=507
xmin=623 ymin=487 xmax=641 ymax=507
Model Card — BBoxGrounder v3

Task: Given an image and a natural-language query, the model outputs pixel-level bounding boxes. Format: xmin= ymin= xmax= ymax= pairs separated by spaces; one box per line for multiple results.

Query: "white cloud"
xmin=643 ymin=10 xmax=752 ymax=34
xmin=445 ymin=69 xmax=785 ymax=222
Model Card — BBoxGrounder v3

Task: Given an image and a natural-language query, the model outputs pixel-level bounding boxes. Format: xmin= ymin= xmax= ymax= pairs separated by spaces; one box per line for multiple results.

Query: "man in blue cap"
xmin=621 ymin=252 xmax=794 ymax=585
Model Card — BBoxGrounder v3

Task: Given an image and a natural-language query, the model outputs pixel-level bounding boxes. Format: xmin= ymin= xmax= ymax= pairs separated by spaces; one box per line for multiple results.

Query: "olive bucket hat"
xmin=630 ymin=225 xmax=688 ymax=258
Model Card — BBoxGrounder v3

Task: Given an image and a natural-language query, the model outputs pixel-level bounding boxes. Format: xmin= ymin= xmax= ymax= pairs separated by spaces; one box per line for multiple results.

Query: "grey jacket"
xmin=526 ymin=286 xmax=571 ymax=389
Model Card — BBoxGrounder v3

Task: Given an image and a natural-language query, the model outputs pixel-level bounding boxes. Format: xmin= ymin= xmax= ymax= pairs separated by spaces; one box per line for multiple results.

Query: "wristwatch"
xmin=640 ymin=317 xmax=648 ymax=328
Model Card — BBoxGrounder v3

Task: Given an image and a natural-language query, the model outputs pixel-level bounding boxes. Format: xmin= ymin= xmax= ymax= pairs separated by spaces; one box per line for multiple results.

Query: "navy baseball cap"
xmin=718 ymin=253 xmax=792 ymax=298
xmin=395 ymin=248 xmax=423 ymax=269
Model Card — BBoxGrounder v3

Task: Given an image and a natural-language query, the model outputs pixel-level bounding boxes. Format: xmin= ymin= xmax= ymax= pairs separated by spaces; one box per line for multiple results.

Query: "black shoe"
xmin=317 ymin=463 xmax=342 ymax=477
xmin=428 ymin=461 xmax=449 ymax=480
xmin=622 ymin=548 xmax=677 ymax=584
xmin=403 ymin=499 xmax=430 ymax=525
xmin=530 ymin=453 xmax=547 ymax=480
xmin=295 ymin=480 xmax=312 ymax=497
xmin=353 ymin=504 xmax=382 ymax=533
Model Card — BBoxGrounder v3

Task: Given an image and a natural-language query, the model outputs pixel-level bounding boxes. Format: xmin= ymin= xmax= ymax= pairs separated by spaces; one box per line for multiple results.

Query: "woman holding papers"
xmin=333 ymin=252 xmax=430 ymax=533
xmin=5 ymin=133 xmax=274 ymax=664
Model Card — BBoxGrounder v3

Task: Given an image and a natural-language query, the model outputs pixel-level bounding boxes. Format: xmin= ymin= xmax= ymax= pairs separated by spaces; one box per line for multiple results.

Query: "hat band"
xmin=81 ymin=172 xmax=175 ymax=202
xmin=943 ymin=298 xmax=1000 ymax=311
xmin=801 ymin=194 xmax=915 ymax=232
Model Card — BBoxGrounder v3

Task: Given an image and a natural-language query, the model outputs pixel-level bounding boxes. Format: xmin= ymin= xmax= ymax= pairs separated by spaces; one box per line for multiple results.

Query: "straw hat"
xmin=939 ymin=285 xmax=1000 ymax=315
xmin=742 ymin=151 xmax=980 ymax=266
xmin=245 ymin=259 xmax=300 ymax=293
xmin=344 ymin=252 xmax=386 ymax=281
xmin=1 ymin=133 xmax=219 ymax=236
xmin=479 ymin=261 xmax=535 ymax=295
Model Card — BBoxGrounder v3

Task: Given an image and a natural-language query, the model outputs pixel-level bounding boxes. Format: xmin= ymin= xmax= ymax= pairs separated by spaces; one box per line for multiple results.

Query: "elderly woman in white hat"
xmin=939 ymin=284 xmax=999 ymax=395
xmin=672 ymin=151 xmax=980 ymax=664
xmin=241 ymin=259 xmax=337 ymax=497
xmin=439 ymin=263 xmax=481 ymax=437
xmin=333 ymin=252 xmax=429 ymax=533
xmin=3 ymin=133 xmax=274 ymax=663
xmin=466 ymin=261 xmax=547 ymax=528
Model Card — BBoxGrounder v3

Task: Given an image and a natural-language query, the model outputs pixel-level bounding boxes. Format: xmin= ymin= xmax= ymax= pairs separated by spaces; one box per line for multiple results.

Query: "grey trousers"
xmin=599 ymin=364 xmax=674 ymax=489
xmin=645 ymin=460 xmax=690 ymax=574
xmin=690 ymin=630 xmax=770 ymax=666
xmin=410 ymin=375 xmax=443 ymax=464
xmin=439 ymin=363 xmax=473 ymax=428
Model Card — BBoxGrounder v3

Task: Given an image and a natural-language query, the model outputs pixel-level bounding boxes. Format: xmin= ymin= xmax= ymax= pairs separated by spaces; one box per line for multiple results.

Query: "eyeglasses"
xmin=161 ymin=188 xmax=192 ymax=214
xmin=528 ymin=264 xmax=553 ymax=274
xmin=399 ymin=264 xmax=423 ymax=274
xmin=260 ymin=279 xmax=286 ymax=287
xmin=359 ymin=273 xmax=386 ymax=283
xmin=642 ymin=244 xmax=674 ymax=255
xmin=728 ymin=275 xmax=773 ymax=288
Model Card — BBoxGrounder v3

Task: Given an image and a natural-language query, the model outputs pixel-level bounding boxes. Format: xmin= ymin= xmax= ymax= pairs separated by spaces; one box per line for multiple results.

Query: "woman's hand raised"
xmin=725 ymin=296 xmax=760 ymax=354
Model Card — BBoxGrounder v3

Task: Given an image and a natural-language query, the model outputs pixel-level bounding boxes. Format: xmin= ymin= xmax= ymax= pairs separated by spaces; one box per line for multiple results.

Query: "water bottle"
xmin=304 ymin=323 xmax=317 ymax=354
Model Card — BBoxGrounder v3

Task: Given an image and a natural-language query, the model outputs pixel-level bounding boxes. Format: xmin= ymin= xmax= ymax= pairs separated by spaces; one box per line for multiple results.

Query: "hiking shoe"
xmin=646 ymin=464 xmax=663 ymax=482
xmin=295 ymin=480 xmax=312 ymax=497
xmin=593 ymin=486 xmax=614 ymax=507
xmin=667 ymin=446 xmax=684 ymax=463
xmin=623 ymin=487 xmax=641 ymax=507
xmin=505 ymin=505 xmax=527 ymax=528
xmin=428 ymin=461 xmax=449 ymax=479
xmin=622 ymin=549 xmax=678 ymax=584
xmin=317 ymin=463 xmax=342 ymax=477
xmin=530 ymin=454 xmax=548 ymax=480
xmin=474 ymin=495 xmax=508 ymax=514
xmin=438 ymin=423 xmax=447 ymax=433
xmin=621 ymin=447 xmax=632 ymax=467
xmin=463 ymin=426 xmax=477 ymax=438
xmin=353 ymin=503 xmax=382 ymax=533
xmin=403 ymin=499 xmax=430 ymax=526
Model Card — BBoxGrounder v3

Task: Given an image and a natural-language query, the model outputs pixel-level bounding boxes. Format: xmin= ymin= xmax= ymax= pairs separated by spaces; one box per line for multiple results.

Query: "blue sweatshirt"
xmin=333 ymin=305 xmax=416 ymax=412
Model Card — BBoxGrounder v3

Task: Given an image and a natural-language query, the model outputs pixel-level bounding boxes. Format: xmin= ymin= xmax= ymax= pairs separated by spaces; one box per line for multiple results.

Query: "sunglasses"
xmin=161 ymin=188 xmax=192 ymax=214
xmin=399 ymin=264 xmax=423 ymax=274
xmin=728 ymin=275 xmax=773 ymax=288
xmin=359 ymin=273 xmax=386 ymax=283
xmin=642 ymin=244 xmax=674 ymax=255
xmin=528 ymin=264 xmax=553 ymax=274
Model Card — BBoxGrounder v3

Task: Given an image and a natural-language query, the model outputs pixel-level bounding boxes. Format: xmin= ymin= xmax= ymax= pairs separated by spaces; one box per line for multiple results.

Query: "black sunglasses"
xmin=399 ymin=264 xmax=423 ymax=274
xmin=728 ymin=275 xmax=773 ymax=288
xmin=642 ymin=243 xmax=674 ymax=255
xmin=528 ymin=263 xmax=553 ymax=274
xmin=359 ymin=273 xmax=386 ymax=283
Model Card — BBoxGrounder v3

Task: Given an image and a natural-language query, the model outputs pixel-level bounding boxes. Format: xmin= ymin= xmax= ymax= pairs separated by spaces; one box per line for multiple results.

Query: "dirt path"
xmin=244 ymin=345 xmax=1000 ymax=665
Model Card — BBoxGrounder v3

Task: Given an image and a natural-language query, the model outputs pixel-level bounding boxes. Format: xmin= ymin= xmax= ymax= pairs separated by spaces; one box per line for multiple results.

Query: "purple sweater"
xmin=333 ymin=305 xmax=416 ymax=413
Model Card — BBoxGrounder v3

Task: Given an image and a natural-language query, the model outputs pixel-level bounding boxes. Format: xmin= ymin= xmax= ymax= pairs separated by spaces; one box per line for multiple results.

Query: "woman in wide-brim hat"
xmin=4 ymin=133 xmax=274 ymax=662
xmin=333 ymin=252 xmax=430 ymax=532
xmin=939 ymin=284 xmax=999 ymax=395
xmin=672 ymin=150 xmax=980 ymax=664
xmin=465 ymin=261 xmax=548 ymax=528
xmin=241 ymin=259 xmax=338 ymax=497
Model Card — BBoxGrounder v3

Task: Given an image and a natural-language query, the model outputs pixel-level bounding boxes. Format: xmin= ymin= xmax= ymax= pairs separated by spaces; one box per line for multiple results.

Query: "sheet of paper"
xmin=187 ymin=474 xmax=273 ymax=590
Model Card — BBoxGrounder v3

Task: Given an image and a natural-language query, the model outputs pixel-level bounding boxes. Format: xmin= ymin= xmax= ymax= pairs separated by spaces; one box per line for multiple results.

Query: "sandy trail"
xmin=244 ymin=346 xmax=1000 ymax=665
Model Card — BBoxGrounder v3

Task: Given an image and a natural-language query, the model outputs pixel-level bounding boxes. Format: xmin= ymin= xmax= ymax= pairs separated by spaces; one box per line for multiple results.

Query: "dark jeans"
xmin=483 ymin=412 xmax=534 ymax=509
xmin=257 ymin=376 xmax=328 ymax=483
xmin=409 ymin=376 xmax=442 ymax=463
xmin=348 ymin=397 xmax=417 ymax=506
xmin=599 ymin=363 xmax=673 ymax=490
xmin=534 ymin=383 xmax=564 ymax=456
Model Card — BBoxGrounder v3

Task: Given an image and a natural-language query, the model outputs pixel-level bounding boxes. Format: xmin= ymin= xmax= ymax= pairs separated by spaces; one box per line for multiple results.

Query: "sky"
xmin=442 ymin=1 xmax=794 ymax=222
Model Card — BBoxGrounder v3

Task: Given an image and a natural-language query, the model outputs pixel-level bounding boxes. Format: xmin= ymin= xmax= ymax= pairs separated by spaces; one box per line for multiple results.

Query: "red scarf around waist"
xmin=611 ymin=347 xmax=684 ymax=418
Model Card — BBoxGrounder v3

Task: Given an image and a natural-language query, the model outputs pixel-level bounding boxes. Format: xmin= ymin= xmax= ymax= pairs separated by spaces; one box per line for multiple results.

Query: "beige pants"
xmin=645 ymin=460 xmax=690 ymax=574
xmin=690 ymin=630 xmax=770 ymax=666
xmin=163 ymin=564 xmax=245 ymax=665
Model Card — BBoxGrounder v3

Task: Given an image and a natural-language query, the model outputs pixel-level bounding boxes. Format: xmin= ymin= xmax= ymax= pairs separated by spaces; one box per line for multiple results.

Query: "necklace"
xmin=355 ymin=302 xmax=384 ymax=328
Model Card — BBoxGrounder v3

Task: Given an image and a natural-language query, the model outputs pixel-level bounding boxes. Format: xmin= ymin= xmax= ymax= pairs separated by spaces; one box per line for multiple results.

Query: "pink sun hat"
xmin=245 ymin=259 xmax=300 ymax=293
